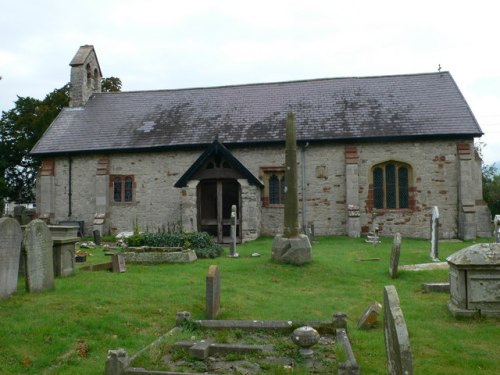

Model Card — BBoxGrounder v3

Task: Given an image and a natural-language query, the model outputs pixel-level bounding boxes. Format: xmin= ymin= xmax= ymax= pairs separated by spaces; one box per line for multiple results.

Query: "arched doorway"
xmin=198 ymin=179 xmax=241 ymax=243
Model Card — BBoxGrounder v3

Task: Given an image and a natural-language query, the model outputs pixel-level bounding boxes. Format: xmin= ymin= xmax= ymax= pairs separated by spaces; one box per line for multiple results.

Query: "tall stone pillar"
xmin=238 ymin=179 xmax=260 ymax=242
xmin=457 ymin=143 xmax=476 ymax=240
xmin=345 ymin=146 xmax=361 ymax=237
xmin=271 ymin=113 xmax=312 ymax=265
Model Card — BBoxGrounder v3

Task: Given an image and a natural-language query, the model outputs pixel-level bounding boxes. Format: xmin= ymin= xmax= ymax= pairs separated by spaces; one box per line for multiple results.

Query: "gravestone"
xmin=0 ymin=218 xmax=23 ymax=299
xmin=271 ymin=112 xmax=312 ymax=265
xmin=384 ymin=285 xmax=413 ymax=375
xmin=112 ymin=254 xmax=126 ymax=273
xmin=206 ymin=265 xmax=221 ymax=319
xmin=93 ymin=229 xmax=101 ymax=246
xmin=229 ymin=205 xmax=239 ymax=257
xmin=430 ymin=206 xmax=439 ymax=261
xmin=356 ymin=301 xmax=382 ymax=329
xmin=23 ymin=219 xmax=54 ymax=293
xmin=494 ymin=215 xmax=500 ymax=243
xmin=389 ymin=233 xmax=402 ymax=279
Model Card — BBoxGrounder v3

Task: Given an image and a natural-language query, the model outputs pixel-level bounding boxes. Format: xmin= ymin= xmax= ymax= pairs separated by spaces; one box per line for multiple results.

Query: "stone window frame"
xmin=370 ymin=161 xmax=414 ymax=210
xmin=260 ymin=166 xmax=285 ymax=207
xmin=110 ymin=175 xmax=136 ymax=204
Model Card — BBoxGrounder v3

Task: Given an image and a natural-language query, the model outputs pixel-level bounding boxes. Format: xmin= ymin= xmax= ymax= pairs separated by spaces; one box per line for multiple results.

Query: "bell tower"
xmin=69 ymin=45 xmax=102 ymax=107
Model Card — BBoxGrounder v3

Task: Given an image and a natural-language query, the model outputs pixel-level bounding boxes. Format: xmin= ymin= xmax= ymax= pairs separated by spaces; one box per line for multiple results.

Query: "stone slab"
xmin=399 ymin=262 xmax=448 ymax=271
xmin=384 ymin=285 xmax=413 ymax=375
xmin=422 ymin=282 xmax=450 ymax=293
xmin=0 ymin=218 xmax=23 ymax=299
xmin=123 ymin=249 xmax=196 ymax=263
xmin=24 ymin=219 xmax=54 ymax=293
xmin=271 ymin=234 xmax=312 ymax=265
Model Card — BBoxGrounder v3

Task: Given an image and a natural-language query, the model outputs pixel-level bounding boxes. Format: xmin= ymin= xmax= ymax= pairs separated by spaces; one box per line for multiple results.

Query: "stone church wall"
xmin=42 ymin=138 xmax=486 ymax=240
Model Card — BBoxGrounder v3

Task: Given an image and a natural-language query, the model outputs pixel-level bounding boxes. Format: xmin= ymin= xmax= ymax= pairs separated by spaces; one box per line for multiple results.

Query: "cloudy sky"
xmin=1 ymin=0 xmax=499 ymax=164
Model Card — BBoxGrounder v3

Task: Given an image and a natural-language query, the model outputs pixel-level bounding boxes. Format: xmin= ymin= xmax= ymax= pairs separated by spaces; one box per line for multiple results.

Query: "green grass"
xmin=0 ymin=236 xmax=498 ymax=374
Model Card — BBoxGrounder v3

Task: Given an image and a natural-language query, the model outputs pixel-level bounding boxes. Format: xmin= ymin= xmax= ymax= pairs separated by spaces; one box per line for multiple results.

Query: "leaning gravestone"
xmin=430 ymin=206 xmax=439 ymax=261
xmin=0 ymin=218 xmax=23 ymax=299
xmin=206 ymin=265 xmax=221 ymax=319
xmin=389 ymin=233 xmax=402 ymax=279
xmin=384 ymin=285 xmax=413 ymax=375
xmin=24 ymin=219 xmax=54 ymax=292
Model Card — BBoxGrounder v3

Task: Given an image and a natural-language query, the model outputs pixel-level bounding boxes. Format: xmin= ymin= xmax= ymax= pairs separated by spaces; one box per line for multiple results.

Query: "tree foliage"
xmin=101 ymin=76 xmax=122 ymax=92
xmin=482 ymin=162 xmax=500 ymax=217
xmin=0 ymin=77 xmax=121 ymax=204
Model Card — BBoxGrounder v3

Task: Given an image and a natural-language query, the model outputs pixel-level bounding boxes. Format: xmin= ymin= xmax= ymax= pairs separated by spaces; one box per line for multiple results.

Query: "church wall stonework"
xmin=40 ymin=138 xmax=487 ymax=241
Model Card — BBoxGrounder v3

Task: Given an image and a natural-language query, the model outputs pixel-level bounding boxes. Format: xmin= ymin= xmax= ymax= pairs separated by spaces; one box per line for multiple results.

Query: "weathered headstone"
xmin=357 ymin=301 xmax=382 ymax=329
xmin=430 ymin=206 xmax=439 ymax=261
xmin=271 ymin=112 xmax=312 ymax=265
xmin=494 ymin=215 xmax=500 ymax=243
xmin=93 ymin=229 xmax=102 ymax=246
xmin=0 ymin=218 xmax=23 ymax=299
xmin=112 ymin=254 xmax=126 ymax=273
xmin=206 ymin=265 xmax=221 ymax=319
xmin=384 ymin=285 xmax=413 ymax=375
xmin=23 ymin=219 xmax=54 ymax=293
xmin=389 ymin=233 xmax=401 ymax=279
xmin=229 ymin=205 xmax=239 ymax=257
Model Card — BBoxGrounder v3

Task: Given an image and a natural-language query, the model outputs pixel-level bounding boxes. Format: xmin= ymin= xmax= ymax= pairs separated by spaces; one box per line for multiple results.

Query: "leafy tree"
xmin=101 ymin=76 xmax=122 ymax=92
xmin=0 ymin=85 xmax=70 ymax=203
xmin=0 ymin=77 xmax=121 ymax=205
xmin=482 ymin=162 xmax=500 ymax=217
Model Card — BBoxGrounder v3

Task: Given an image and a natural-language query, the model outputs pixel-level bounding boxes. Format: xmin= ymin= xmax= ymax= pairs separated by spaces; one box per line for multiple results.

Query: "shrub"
xmin=125 ymin=234 xmax=144 ymax=247
xmin=133 ymin=231 xmax=224 ymax=258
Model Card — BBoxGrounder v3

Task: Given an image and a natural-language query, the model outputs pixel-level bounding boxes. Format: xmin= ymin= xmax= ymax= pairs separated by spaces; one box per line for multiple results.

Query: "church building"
xmin=31 ymin=45 xmax=491 ymax=242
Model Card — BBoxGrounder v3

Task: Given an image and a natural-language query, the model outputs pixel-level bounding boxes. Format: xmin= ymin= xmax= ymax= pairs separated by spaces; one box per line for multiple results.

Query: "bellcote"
xmin=69 ymin=45 xmax=102 ymax=107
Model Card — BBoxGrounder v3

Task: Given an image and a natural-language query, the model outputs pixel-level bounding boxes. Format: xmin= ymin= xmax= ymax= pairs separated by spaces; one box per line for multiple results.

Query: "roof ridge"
xmin=94 ymin=71 xmax=451 ymax=96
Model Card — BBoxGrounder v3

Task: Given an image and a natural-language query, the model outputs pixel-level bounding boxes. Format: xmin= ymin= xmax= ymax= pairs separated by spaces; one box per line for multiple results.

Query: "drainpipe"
xmin=68 ymin=156 xmax=72 ymax=217
xmin=301 ymin=142 xmax=309 ymax=234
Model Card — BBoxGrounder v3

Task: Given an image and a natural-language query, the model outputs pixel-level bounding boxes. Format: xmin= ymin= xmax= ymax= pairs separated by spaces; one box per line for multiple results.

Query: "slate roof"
xmin=31 ymin=72 xmax=482 ymax=156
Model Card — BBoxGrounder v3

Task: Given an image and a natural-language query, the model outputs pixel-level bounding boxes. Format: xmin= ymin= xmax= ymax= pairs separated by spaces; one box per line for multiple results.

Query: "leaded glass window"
xmin=372 ymin=162 xmax=411 ymax=209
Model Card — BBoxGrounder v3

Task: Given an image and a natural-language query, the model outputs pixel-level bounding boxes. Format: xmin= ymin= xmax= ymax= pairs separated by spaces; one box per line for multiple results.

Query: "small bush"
xmin=126 ymin=234 xmax=144 ymax=247
xmin=132 ymin=231 xmax=224 ymax=258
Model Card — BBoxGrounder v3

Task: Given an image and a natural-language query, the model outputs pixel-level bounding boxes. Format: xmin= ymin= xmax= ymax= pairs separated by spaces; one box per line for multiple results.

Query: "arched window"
xmin=86 ymin=64 xmax=92 ymax=87
xmin=93 ymin=68 xmax=99 ymax=90
xmin=372 ymin=162 xmax=411 ymax=209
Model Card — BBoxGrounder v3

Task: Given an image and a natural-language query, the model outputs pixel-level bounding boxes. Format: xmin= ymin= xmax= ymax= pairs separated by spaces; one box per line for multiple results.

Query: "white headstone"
xmin=0 ymin=218 xmax=23 ymax=299
xmin=430 ymin=206 xmax=439 ymax=261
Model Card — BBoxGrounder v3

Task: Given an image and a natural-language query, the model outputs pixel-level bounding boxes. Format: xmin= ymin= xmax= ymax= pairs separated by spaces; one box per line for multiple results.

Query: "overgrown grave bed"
xmin=106 ymin=313 xmax=352 ymax=374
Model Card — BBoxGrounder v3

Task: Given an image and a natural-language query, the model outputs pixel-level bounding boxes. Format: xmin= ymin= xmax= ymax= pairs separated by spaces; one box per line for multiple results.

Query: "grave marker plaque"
xmin=206 ymin=265 xmax=221 ymax=319
xmin=384 ymin=285 xmax=413 ymax=375
xmin=0 ymin=218 xmax=23 ymax=299
xmin=24 ymin=219 xmax=54 ymax=292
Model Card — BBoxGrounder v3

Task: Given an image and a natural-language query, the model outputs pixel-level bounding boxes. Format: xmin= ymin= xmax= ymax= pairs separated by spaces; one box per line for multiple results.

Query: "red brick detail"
xmin=40 ymin=159 xmax=55 ymax=176
xmin=345 ymin=146 xmax=359 ymax=164
xmin=261 ymin=197 xmax=269 ymax=207
xmin=457 ymin=143 xmax=471 ymax=155
xmin=96 ymin=157 xmax=110 ymax=175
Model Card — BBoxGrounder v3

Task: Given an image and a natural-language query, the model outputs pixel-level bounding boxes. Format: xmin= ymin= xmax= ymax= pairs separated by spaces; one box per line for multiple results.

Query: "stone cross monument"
xmin=271 ymin=112 xmax=312 ymax=265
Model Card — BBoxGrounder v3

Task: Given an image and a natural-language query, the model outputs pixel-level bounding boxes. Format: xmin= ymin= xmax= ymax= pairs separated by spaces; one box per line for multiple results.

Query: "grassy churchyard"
xmin=0 ymin=236 xmax=498 ymax=374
